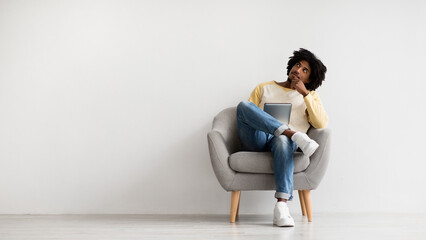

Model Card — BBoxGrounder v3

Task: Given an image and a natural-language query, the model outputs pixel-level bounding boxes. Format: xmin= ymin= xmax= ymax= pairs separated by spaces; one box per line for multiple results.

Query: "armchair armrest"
xmin=305 ymin=128 xmax=331 ymax=189
xmin=207 ymin=131 xmax=236 ymax=191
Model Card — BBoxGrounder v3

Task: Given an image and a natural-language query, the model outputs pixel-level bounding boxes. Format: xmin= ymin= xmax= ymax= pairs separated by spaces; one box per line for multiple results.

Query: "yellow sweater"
xmin=248 ymin=81 xmax=328 ymax=133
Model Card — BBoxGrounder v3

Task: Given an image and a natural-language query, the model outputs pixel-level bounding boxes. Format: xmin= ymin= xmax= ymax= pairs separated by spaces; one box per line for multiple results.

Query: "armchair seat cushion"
xmin=229 ymin=151 xmax=310 ymax=174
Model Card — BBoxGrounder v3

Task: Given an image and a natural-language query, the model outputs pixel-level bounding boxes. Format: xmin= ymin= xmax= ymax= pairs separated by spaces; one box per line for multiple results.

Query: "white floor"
xmin=1 ymin=213 xmax=425 ymax=240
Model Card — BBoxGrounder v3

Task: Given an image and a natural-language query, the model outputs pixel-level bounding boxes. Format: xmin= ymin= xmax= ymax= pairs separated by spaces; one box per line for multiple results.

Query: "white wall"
xmin=1 ymin=0 xmax=426 ymax=214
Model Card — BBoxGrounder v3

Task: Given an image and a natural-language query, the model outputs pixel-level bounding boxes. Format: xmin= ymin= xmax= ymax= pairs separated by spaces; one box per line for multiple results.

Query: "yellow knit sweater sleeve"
xmin=304 ymin=91 xmax=328 ymax=128
xmin=248 ymin=83 xmax=264 ymax=106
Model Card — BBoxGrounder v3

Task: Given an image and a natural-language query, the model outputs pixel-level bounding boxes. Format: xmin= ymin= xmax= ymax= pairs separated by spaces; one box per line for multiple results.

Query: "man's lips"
xmin=291 ymin=72 xmax=300 ymax=79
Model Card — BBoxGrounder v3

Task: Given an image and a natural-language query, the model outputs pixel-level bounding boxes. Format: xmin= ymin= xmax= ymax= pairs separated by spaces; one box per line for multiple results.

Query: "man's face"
xmin=288 ymin=60 xmax=311 ymax=84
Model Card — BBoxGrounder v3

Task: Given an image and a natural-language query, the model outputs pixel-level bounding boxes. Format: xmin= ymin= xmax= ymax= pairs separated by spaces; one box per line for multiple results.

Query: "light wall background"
xmin=1 ymin=0 xmax=426 ymax=214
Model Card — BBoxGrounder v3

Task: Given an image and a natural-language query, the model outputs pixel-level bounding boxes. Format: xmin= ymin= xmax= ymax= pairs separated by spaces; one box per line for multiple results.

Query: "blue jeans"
xmin=236 ymin=101 xmax=297 ymax=200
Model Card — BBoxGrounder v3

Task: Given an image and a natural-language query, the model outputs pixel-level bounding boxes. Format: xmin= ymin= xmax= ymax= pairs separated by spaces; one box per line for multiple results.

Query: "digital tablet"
xmin=263 ymin=103 xmax=292 ymax=124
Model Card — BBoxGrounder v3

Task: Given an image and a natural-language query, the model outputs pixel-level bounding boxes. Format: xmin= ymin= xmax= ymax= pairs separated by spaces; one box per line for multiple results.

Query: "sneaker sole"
xmin=273 ymin=219 xmax=295 ymax=227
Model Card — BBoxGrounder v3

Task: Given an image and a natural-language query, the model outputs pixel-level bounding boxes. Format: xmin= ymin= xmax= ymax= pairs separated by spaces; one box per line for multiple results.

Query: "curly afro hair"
xmin=286 ymin=48 xmax=327 ymax=91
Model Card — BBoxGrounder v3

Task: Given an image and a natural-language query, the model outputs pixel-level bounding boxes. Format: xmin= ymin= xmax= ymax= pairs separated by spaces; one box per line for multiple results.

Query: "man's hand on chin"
xmin=291 ymin=79 xmax=309 ymax=97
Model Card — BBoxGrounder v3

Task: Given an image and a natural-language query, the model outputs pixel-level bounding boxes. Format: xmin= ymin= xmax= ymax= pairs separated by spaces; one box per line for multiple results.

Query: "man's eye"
xmin=303 ymin=69 xmax=307 ymax=73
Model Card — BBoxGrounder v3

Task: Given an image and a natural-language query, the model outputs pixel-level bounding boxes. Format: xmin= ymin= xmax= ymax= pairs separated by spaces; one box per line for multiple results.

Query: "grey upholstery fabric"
xmin=229 ymin=151 xmax=310 ymax=174
xmin=207 ymin=106 xmax=331 ymax=192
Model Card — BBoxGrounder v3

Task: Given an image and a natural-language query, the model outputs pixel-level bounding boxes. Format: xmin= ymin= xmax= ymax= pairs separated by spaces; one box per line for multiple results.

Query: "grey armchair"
xmin=207 ymin=106 xmax=331 ymax=223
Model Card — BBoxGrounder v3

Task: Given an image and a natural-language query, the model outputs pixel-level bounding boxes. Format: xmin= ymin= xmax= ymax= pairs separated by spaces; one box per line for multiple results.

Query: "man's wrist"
xmin=302 ymin=91 xmax=309 ymax=97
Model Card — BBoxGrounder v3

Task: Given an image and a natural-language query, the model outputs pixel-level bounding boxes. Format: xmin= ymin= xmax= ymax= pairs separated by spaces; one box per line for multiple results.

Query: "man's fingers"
xmin=292 ymin=79 xmax=300 ymax=87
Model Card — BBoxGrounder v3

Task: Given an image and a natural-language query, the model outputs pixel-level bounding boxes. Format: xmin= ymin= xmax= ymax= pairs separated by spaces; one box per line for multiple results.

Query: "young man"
xmin=236 ymin=48 xmax=328 ymax=227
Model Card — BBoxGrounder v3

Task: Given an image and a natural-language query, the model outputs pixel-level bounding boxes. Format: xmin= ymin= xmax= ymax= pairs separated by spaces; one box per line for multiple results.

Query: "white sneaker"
xmin=273 ymin=202 xmax=295 ymax=227
xmin=291 ymin=132 xmax=319 ymax=157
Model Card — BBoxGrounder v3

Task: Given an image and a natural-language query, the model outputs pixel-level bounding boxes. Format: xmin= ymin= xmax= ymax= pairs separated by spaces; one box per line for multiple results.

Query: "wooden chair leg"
xmin=298 ymin=190 xmax=307 ymax=216
xmin=236 ymin=191 xmax=241 ymax=221
xmin=303 ymin=190 xmax=313 ymax=222
xmin=230 ymin=191 xmax=241 ymax=223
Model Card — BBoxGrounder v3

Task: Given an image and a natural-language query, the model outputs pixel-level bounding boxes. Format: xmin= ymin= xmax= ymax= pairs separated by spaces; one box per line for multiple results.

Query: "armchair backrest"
xmin=211 ymin=107 xmax=241 ymax=155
